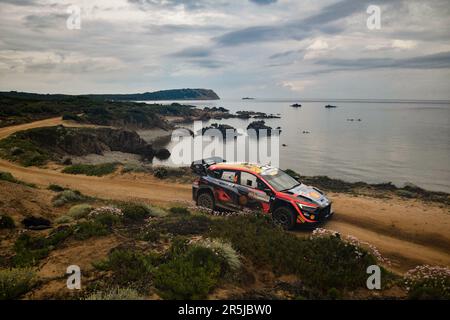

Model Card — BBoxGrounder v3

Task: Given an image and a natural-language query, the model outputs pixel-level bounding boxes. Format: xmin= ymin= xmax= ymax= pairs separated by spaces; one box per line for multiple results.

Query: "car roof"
xmin=209 ymin=162 xmax=276 ymax=175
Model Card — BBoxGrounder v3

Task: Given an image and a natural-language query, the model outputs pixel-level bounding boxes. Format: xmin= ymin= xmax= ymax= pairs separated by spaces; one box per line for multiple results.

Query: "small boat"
xmin=290 ymin=103 xmax=302 ymax=107
xmin=242 ymin=97 xmax=255 ymax=100
xmin=325 ymin=104 xmax=337 ymax=108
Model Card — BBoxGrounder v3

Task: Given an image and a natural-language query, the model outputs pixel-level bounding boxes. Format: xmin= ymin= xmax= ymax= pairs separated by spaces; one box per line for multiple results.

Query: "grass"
xmin=0 ymin=268 xmax=36 ymax=300
xmin=151 ymin=215 xmax=212 ymax=236
xmin=62 ymin=163 xmax=118 ymax=177
xmin=169 ymin=207 xmax=190 ymax=215
xmin=0 ymin=171 xmax=36 ymax=188
xmin=72 ymin=221 xmax=110 ymax=240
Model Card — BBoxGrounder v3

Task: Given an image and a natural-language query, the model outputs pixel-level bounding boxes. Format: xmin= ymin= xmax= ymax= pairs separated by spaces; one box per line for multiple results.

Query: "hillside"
xmin=85 ymin=88 xmax=220 ymax=101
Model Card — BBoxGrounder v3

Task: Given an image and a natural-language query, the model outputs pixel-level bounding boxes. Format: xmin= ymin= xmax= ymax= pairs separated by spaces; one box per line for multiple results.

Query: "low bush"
xmin=153 ymin=167 xmax=168 ymax=179
xmin=94 ymin=248 xmax=158 ymax=288
xmin=48 ymin=184 xmax=66 ymax=192
xmin=0 ymin=171 xmax=36 ymax=188
xmin=153 ymin=215 xmax=212 ymax=236
xmin=12 ymin=228 xmax=72 ymax=267
xmin=62 ymin=163 xmax=118 ymax=177
xmin=0 ymin=135 xmax=50 ymax=166
xmin=139 ymin=229 xmax=161 ymax=242
xmin=0 ymin=214 xmax=15 ymax=229
xmin=85 ymin=287 xmax=144 ymax=300
xmin=209 ymin=215 xmax=378 ymax=291
xmin=52 ymin=189 xmax=87 ymax=207
xmin=154 ymin=246 xmax=222 ymax=300
xmin=54 ymin=215 xmax=73 ymax=225
xmin=404 ymin=265 xmax=450 ymax=299
xmin=169 ymin=207 xmax=190 ymax=215
xmin=88 ymin=206 xmax=122 ymax=227
xmin=0 ymin=268 xmax=36 ymax=300
xmin=195 ymin=238 xmax=241 ymax=272
xmin=73 ymin=221 xmax=110 ymax=240
xmin=118 ymin=203 xmax=152 ymax=222
xmin=12 ymin=234 xmax=52 ymax=267
xmin=68 ymin=204 xmax=93 ymax=219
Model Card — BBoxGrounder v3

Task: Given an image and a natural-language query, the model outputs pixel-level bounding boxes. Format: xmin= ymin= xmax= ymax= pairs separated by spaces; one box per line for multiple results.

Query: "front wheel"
xmin=273 ymin=206 xmax=296 ymax=230
xmin=197 ymin=192 xmax=215 ymax=211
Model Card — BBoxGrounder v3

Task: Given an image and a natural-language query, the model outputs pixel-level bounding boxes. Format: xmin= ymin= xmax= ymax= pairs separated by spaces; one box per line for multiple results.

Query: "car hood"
xmin=286 ymin=183 xmax=330 ymax=207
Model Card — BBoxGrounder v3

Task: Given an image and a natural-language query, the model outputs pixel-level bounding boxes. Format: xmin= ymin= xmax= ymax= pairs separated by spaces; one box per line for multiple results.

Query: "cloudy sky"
xmin=0 ymin=0 xmax=450 ymax=99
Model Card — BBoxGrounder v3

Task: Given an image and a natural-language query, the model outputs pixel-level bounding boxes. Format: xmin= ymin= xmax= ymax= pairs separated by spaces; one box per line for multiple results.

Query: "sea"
xmin=141 ymin=98 xmax=450 ymax=193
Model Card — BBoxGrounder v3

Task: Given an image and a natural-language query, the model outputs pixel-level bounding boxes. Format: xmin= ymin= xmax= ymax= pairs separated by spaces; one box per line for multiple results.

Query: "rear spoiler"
xmin=191 ymin=157 xmax=226 ymax=176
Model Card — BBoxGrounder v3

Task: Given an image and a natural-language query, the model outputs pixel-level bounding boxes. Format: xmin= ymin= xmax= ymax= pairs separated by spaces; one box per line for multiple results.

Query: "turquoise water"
xmin=146 ymin=99 xmax=450 ymax=193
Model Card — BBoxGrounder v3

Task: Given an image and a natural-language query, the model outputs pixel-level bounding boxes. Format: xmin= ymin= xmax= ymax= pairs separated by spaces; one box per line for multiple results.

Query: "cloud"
xmin=313 ymin=51 xmax=450 ymax=73
xmin=170 ymin=47 xmax=212 ymax=58
xmin=281 ymin=80 xmax=316 ymax=92
xmin=214 ymin=0 xmax=378 ymax=47
xmin=249 ymin=0 xmax=277 ymax=5
xmin=0 ymin=0 xmax=36 ymax=6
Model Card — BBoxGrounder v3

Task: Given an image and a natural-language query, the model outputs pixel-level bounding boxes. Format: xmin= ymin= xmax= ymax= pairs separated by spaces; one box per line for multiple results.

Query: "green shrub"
xmin=0 ymin=214 xmax=15 ymax=229
xmin=52 ymin=189 xmax=86 ymax=207
xmin=73 ymin=221 xmax=110 ymax=240
xmin=62 ymin=163 xmax=118 ymax=177
xmin=146 ymin=206 xmax=168 ymax=218
xmin=169 ymin=207 xmax=190 ymax=215
xmin=404 ymin=265 xmax=450 ymax=300
xmin=13 ymin=234 xmax=51 ymax=267
xmin=95 ymin=249 xmax=158 ymax=287
xmin=0 ymin=268 xmax=36 ymax=300
xmin=68 ymin=204 xmax=93 ymax=219
xmin=48 ymin=184 xmax=66 ymax=192
xmin=209 ymin=215 xmax=378 ymax=290
xmin=0 ymin=135 xmax=50 ymax=166
xmin=12 ymin=227 xmax=73 ymax=267
xmin=195 ymin=238 xmax=241 ymax=272
xmin=0 ymin=171 xmax=36 ymax=188
xmin=154 ymin=246 xmax=222 ymax=300
xmin=153 ymin=215 xmax=212 ymax=236
xmin=139 ymin=229 xmax=161 ymax=242
xmin=85 ymin=287 xmax=144 ymax=300
xmin=153 ymin=167 xmax=168 ymax=179
xmin=118 ymin=203 xmax=152 ymax=222
xmin=55 ymin=215 xmax=73 ymax=225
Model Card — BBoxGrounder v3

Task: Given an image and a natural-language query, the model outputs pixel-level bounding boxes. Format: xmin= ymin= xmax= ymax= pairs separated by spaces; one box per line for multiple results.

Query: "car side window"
xmin=221 ymin=170 xmax=237 ymax=183
xmin=208 ymin=170 xmax=222 ymax=179
xmin=240 ymin=171 xmax=258 ymax=188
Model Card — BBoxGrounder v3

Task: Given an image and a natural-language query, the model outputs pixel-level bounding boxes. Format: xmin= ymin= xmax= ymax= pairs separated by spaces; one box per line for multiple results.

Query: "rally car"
xmin=191 ymin=157 xmax=333 ymax=230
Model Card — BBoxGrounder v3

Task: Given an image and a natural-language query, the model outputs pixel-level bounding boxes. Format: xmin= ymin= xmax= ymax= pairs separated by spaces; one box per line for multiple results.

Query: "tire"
xmin=197 ymin=191 xmax=215 ymax=210
xmin=273 ymin=206 xmax=296 ymax=230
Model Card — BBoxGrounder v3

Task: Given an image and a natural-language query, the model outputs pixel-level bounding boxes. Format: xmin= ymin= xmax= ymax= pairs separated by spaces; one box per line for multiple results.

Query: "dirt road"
xmin=0 ymin=118 xmax=449 ymax=272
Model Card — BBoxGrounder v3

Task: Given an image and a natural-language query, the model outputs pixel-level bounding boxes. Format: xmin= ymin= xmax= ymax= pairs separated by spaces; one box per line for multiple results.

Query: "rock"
xmin=62 ymin=157 xmax=72 ymax=165
xmin=155 ymin=148 xmax=171 ymax=160
xmin=282 ymin=144 xmax=287 ymax=147
xmin=290 ymin=103 xmax=302 ymax=107
xmin=247 ymin=120 xmax=273 ymax=136
xmin=202 ymin=123 xmax=237 ymax=138
xmin=22 ymin=216 xmax=52 ymax=230
xmin=325 ymin=105 xmax=337 ymax=108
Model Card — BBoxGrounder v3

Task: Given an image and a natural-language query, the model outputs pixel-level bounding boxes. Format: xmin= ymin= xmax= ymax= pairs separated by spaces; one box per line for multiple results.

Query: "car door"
xmin=214 ymin=170 xmax=241 ymax=210
xmin=237 ymin=171 xmax=272 ymax=213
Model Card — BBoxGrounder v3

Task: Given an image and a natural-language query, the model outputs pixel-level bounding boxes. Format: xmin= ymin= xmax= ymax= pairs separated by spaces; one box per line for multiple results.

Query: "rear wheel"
xmin=197 ymin=192 xmax=215 ymax=210
xmin=273 ymin=206 xmax=296 ymax=230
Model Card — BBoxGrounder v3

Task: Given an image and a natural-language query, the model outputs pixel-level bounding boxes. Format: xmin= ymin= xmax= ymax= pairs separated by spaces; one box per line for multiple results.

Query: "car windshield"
xmin=261 ymin=169 xmax=300 ymax=191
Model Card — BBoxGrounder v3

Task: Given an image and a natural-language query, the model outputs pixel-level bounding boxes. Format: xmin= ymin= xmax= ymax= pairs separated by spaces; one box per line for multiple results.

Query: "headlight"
xmin=297 ymin=202 xmax=318 ymax=214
